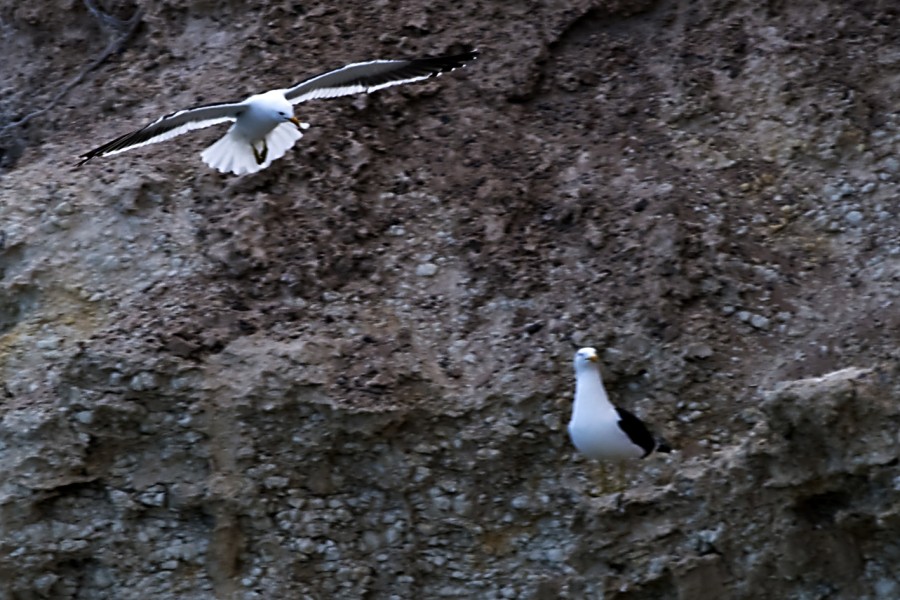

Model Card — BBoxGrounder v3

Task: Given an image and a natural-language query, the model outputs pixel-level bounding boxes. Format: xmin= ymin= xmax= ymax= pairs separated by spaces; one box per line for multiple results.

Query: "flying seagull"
xmin=569 ymin=347 xmax=672 ymax=459
xmin=78 ymin=50 xmax=478 ymax=175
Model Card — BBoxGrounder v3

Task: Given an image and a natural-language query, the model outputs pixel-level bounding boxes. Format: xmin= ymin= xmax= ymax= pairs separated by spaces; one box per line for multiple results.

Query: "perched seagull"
xmin=569 ymin=347 xmax=672 ymax=460
xmin=78 ymin=50 xmax=477 ymax=175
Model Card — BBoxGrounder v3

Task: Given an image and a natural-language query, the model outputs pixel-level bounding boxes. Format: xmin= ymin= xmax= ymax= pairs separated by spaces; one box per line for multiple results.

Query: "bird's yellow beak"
xmin=588 ymin=354 xmax=598 ymax=362
xmin=289 ymin=116 xmax=301 ymax=129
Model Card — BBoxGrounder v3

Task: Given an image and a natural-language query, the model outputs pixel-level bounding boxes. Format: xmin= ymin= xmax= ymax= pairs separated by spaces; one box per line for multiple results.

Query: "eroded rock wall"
xmin=1 ymin=0 xmax=898 ymax=597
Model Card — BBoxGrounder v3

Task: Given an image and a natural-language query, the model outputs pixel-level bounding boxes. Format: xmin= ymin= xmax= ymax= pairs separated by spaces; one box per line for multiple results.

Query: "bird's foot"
xmin=252 ymin=141 xmax=268 ymax=165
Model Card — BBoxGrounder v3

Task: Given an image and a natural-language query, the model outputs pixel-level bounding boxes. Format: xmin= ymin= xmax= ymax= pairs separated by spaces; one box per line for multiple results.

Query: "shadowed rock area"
xmin=1 ymin=0 xmax=898 ymax=597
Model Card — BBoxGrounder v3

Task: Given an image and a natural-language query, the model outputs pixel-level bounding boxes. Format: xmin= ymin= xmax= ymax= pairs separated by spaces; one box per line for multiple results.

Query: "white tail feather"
xmin=200 ymin=123 xmax=304 ymax=175
xmin=201 ymin=132 xmax=260 ymax=175
xmin=263 ymin=122 xmax=304 ymax=164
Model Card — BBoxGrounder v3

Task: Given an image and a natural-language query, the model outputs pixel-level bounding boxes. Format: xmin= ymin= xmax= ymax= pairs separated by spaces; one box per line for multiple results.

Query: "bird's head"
xmin=275 ymin=109 xmax=301 ymax=128
xmin=573 ymin=347 xmax=599 ymax=371
xmin=258 ymin=92 xmax=301 ymax=128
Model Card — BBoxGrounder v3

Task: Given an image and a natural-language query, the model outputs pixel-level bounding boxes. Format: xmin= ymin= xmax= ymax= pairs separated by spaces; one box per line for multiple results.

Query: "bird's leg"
xmin=251 ymin=140 xmax=268 ymax=165
xmin=588 ymin=462 xmax=629 ymax=495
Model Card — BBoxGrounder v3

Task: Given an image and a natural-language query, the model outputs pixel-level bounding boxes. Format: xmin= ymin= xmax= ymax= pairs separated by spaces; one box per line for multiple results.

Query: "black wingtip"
xmin=458 ymin=49 xmax=479 ymax=65
xmin=656 ymin=441 xmax=673 ymax=454
xmin=431 ymin=49 xmax=479 ymax=71
xmin=423 ymin=48 xmax=478 ymax=68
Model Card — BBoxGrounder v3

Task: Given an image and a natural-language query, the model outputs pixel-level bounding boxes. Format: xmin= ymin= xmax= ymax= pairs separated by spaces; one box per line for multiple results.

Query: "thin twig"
xmin=0 ymin=2 xmax=143 ymax=135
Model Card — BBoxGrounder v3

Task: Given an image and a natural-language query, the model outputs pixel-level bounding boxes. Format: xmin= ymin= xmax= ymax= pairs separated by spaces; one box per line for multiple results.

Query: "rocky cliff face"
xmin=1 ymin=0 xmax=898 ymax=598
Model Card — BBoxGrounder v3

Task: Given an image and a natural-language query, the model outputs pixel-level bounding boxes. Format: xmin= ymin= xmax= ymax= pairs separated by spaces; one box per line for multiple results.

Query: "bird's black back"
xmin=615 ymin=406 xmax=670 ymax=458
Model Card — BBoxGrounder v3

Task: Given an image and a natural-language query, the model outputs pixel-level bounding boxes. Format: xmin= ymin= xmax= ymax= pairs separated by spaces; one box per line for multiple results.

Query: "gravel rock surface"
xmin=1 ymin=0 xmax=898 ymax=597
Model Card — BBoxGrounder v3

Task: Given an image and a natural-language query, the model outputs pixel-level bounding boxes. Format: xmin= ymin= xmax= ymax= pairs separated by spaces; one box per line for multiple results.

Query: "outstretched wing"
xmin=283 ymin=50 xmax=478 ymax=105
xmin=78 ymin=101 xmax=247 ymax=165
